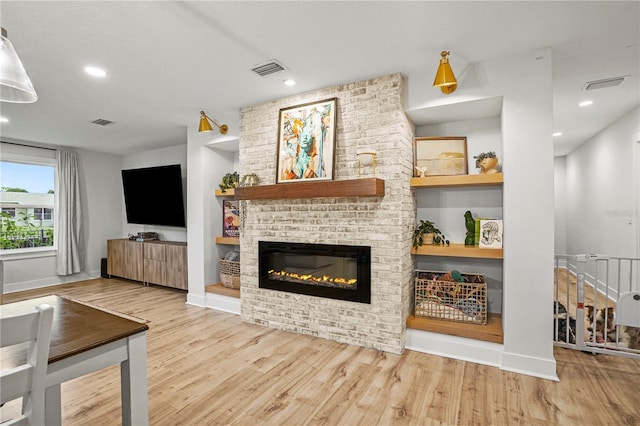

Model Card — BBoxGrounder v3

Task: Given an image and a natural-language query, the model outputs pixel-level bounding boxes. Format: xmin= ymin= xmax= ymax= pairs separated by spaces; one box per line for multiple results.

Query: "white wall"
xmin=408 ymin=48 xmax=557 ymax=379
xmin=185 ymin=129 xmax=237 ymax=306
xmin=2 ymin=145 xmax=124 ymax=292
xmin=122 ymin=144 xmax=188 ymax=242
xmin=563 ymin=107 xmax=640 ymax=258
xmin=554 ymin=156 xmax=568 ymax=255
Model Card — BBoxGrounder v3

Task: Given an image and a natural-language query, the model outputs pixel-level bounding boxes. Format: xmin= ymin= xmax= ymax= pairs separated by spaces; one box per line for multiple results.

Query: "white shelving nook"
xmin=406 ymin=96 xmax=506 ymax=365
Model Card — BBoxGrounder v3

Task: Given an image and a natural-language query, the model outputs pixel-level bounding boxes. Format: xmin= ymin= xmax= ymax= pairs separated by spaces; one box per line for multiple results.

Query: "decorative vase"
xmin=423 ymin=233 xmax=434 ymax=245
xmin=478 ymin=157 xmax=499 ymax=174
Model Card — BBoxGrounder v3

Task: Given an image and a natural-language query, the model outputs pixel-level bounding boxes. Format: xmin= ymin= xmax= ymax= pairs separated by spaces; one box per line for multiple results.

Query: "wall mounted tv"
xmin=121 ymin=164 xmax=186 ymax=227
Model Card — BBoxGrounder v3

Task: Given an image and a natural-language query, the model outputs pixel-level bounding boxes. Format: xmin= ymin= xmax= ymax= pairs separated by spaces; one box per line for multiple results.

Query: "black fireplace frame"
xmin=258 ymin=241 xmax=371 ymax=304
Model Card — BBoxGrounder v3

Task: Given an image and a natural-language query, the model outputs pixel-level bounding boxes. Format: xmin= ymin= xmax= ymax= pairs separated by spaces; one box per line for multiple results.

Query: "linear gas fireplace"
xmin=258 ymin=241 xmax=371 ymax=304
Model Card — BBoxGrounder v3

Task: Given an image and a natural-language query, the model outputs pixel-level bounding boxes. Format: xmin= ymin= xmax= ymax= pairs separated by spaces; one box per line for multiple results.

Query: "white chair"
xmin=1 ymin=304 xmax=54 ymax=426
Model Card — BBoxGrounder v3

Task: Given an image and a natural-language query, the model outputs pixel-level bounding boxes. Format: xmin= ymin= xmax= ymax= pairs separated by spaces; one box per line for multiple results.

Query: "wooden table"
xmin=1 ymin=295 xmax=149 ymax=425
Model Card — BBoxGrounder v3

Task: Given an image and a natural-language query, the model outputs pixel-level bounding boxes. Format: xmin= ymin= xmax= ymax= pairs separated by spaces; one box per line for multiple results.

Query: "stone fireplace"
xmin=238 ymin=73 xmax=415 ymax=354
xmin=258 ymin=241 xmax=371 ymax=304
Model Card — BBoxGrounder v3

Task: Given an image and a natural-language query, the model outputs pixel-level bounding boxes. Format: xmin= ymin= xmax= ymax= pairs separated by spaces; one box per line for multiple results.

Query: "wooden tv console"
xmin=107 ymin=239 xmax=187 ymax=290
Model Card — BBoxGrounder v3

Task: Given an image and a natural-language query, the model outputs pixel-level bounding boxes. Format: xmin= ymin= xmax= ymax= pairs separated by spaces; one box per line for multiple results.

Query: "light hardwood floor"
xmin=2 ymin=278 xmax=640 ymax=425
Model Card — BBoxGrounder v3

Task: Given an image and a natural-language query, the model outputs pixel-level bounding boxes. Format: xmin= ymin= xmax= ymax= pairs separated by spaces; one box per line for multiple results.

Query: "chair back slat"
xmin=0 ymin=365 xmax=33 ymax=404
xmin=0 ymin=303 xmax=53 ymax=426
xmin=1 ymin=311 xmax=40 ymax=347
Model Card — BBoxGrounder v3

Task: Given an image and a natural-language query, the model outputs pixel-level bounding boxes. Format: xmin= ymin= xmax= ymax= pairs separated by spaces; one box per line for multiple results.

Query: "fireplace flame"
xmin=268 ymin=269 xmax=357 ymax=286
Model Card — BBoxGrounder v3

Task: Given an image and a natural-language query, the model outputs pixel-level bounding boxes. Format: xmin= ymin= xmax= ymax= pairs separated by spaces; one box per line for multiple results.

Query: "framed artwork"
xmin=479 ymin=219 xmax=503 ymax=249
xmin=276 ymin=97 xmax=337 ymax=183
xmin=222 ymin=200 xmax=240 ymax=238
xmin=413 ymin=136 xmax=468 ymax=177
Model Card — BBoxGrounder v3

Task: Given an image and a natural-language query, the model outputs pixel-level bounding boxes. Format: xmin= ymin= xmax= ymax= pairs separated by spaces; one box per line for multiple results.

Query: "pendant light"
xmin=0 ymin=27 xmax=37 ymax=103
xmin=433 ymin=51 xmax=457 ymax=94
xmin=198 ymin=111 xmax=228 ymax=134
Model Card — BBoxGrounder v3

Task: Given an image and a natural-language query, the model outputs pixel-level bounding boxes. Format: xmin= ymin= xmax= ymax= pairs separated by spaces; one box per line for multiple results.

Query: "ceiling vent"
xmin=251 ymin=60 xmax=287 ymax=77
xmin=583 ymin=75 xmax=630 ymax=91
xmin=90 ymin=118 xmax=113 ymax=126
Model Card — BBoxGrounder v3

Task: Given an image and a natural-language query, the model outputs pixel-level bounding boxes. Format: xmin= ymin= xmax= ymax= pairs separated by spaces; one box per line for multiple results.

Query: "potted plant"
xmin=219 ymin=172 xmax=239 ymax=193
xmin=412 ymin=219 xmax=449 ymax=249
xmin=473 ymin=151 xmax=500 ymax=174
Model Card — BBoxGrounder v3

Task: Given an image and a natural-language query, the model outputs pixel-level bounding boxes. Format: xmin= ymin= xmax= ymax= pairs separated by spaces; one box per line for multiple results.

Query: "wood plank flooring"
xmin=2 ymin=278 xmax=640 ymax=425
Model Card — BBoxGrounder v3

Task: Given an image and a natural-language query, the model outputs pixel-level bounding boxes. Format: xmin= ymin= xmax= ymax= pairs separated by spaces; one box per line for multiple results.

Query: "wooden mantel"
xmin=233 ymin=178 xmax=385 ymax=200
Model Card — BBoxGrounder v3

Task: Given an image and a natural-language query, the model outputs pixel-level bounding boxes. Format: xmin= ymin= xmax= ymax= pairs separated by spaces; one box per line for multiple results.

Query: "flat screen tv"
xmin=121 ymin=164 xmax=186 ymax=227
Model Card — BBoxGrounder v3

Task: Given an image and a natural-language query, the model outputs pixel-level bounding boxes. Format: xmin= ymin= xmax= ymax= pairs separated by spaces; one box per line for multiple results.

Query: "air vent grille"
xmin=584 ymin=75 xmax=629 ymax=91
xmin=251 ymin=60 xmax=287 ymax=77
xmin=90 ymin=118 xmax=113 ymax=126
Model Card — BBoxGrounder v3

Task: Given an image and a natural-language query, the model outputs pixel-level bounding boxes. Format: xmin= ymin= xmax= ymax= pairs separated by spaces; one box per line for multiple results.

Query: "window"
xmin=0 ymin=144 xmax=57 ymax=252
xmin=1 ymin=207 xmax=16 ymax=217
xmin=33 ymin=207 xmax=53 ymax=221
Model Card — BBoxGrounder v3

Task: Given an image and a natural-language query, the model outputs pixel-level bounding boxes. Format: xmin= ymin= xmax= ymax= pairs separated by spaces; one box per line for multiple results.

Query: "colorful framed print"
xmin=222 ymin=200 xmax=240 ymax=238
xmin=276 ymin=97 xmax=337 ymax=183
xmin=413 ymin=136 xmax=468 ymax=177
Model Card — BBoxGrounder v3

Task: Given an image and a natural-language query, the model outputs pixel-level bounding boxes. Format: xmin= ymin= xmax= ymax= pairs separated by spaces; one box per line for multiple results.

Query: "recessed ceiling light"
xmin=552 ymin=132 xmax=563 ymax=137
xmin=84 ymin=66 xmax=106 ymax=77
xmin=283 ymin=79 xmax=296 ymax=86
xmin=0 ymin=117 xmax=8 ymax=123
xmin=579 ymin=100 xmax=593 ymax=107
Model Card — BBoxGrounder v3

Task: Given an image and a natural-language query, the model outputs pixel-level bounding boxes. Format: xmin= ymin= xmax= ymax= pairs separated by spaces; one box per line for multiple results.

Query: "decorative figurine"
xmin=415 ymin=166 xmax=427 ymax=178
xmin=240 ymin=173 xmax=260 ymax=186
xmin=464 ymin=210 xmax=475 ymax=246
xmin=473 ymin=151 xmax=499 ymax=174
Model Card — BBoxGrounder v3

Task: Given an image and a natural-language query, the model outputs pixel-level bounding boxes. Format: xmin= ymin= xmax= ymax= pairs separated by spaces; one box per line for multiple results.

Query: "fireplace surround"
xmin=258 ymin=241 xmax=371 ymax=304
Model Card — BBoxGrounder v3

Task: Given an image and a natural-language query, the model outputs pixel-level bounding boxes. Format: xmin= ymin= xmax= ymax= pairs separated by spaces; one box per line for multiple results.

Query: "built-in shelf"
xmin=407 ymin=313 xmax=503 ymax=344
xmin=215 ymin=236 xmax=239 ymax=245
xmin=205 ymin=283 xmax=240 ymax=298
xmin=233 ymin=178 xmax=385 ymax=200
xmin=412 ymin=243 xmax=503 ymax=259
xmin=411 ymin=173 xmax=503 ymax=188
xmin=204 ymin=136 xmax=240 ymax=153
xmin=214 ymin=188 xmax=235 ymax=197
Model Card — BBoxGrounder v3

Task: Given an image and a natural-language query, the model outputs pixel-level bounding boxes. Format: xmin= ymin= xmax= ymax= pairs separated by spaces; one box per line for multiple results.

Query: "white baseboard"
xmin=500 ymin=351 xmax=559 ymax=381
xmin=406 ymin=329 xmax=559 ymax=381
xmin=3 ymin=270 xmax=100 ymax=293
xmin=405 ymin=328 xmax=503 ymax=368
xmin=204 ymin=292 xmax=241 ymax=315
xmin=186 ymin=293 xmax=205 ymax=307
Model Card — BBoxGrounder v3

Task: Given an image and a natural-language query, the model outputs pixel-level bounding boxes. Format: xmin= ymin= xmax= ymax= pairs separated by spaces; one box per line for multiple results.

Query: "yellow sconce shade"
xmin=433 ymin=51 xmax=457 ymax=94
xmin=199 ymin=110 xmax=228 ymax=134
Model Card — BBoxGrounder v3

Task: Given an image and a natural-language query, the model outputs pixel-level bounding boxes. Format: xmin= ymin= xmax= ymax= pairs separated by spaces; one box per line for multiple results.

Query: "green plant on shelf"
xmin=219 ymin=172 xmax=239 ymax=193
xmin=412 ymin=220 xmax=449 ymax=249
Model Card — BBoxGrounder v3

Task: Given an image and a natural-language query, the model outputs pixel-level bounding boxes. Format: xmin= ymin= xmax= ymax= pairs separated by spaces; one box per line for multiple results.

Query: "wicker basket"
xmin=219 ymin=259 xmax=240 ymax=289
xmin=414 ymin=270 xmax=487 ymax=324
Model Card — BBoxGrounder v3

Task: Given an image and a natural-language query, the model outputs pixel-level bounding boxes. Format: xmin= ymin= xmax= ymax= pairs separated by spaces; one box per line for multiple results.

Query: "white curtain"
xmin=56 ymin=150 xmax=83 ymax=275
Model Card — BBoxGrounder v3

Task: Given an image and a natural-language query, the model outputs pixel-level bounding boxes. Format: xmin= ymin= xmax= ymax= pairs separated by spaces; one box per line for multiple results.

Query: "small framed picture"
xmin=413 ymin=136 xmax=468 ymax=176
xmin=222 ymin=200 xmax=240 ymax=238
xmin=276 ymin=97 xmax=337 ymax=183
xmin=479 ymin=219 xmax=503 ymax=249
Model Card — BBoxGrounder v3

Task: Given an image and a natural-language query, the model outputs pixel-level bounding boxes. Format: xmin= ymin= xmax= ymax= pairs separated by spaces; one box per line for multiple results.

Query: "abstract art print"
xmin=276 ymin=98 xmax=337 ymax=183
xmin=222 ymin=200 xmax=240 ymax=238
xmin=413 ymin=136 xmax=468 ymax=176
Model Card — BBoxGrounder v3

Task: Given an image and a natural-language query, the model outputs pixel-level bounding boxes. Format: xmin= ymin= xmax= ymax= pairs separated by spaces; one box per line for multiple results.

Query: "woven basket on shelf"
xmin=219 ymin=259 xmax=240 ymax=289
xmin=414 ymin=269 xmax=487 ymax=324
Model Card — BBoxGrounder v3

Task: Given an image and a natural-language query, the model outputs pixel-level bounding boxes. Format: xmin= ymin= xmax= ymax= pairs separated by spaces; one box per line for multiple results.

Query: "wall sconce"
xmin=0 ymin=27 xmax=38 ymax=103
xmin=432 ymin=51 xmax=457 ymax=94
xmin=198 ymin=111 xmax=228 ymax=134
xmin=356 ymin=148 xmax=377 ymax=177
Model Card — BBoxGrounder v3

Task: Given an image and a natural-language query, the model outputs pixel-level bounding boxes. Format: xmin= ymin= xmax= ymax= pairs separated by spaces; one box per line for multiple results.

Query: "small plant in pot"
xmin=219 ymin=172 xmax=239 ymax=193
xmin=412 ymin=220 xmax=450 ymax=249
